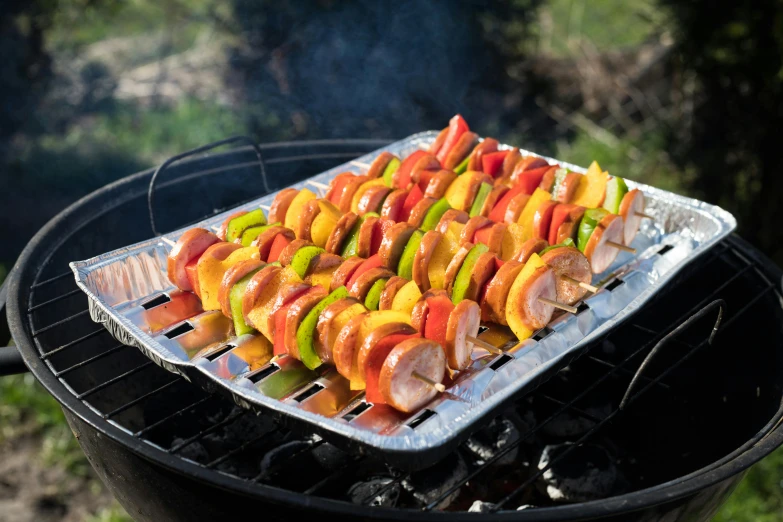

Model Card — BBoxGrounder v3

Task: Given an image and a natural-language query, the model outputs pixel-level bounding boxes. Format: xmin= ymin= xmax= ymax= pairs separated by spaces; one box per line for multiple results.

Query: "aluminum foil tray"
xmin=70 ymin=132 xmax=736 ymax=469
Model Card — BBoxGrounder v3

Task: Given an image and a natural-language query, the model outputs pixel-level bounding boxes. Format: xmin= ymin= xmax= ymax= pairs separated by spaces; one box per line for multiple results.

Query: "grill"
xmin=4 ymin=139 xmax=783 ymax=521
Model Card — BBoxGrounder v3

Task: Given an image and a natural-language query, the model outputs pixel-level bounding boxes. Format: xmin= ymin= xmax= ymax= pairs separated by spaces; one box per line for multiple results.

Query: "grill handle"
xmin=619 ymin=299 xmax=726 ymax=410
xmin=147 ymin=136 xmax=269 ymax=236
xmin=0 ymin=275 xmax=28 ymax=376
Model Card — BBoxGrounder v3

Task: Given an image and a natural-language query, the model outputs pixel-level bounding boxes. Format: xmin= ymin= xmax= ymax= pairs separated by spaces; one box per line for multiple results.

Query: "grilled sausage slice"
xmin=467 ymin=138 xmax=499 ymax=171
xmin=355 ymin=216 xmax=379 ymax=259
xmin=410 ymin=299 xmax=429 ymax=332
xmin=514 ymin=266 xmax=557 ymax=330
xmin=407 ymin=197 xmax=437 ymax=228
xmin=284 ymin=286 xmax=328 ymax=360
xmin=444 ymin=243 xmax=474 ymax=296
xmin=584 ymin=214 xmax=624 ymax=274
xmin=337 ymin=176 xmax=370 ymax=213
xmin=241 ymin=265 xmax=281 ymax=326
xmin=379 ymin=338 xmax=447 ymax=413
xmin=619 ymin=188 xmax=645 ymax=246
xmin=510 ymin=156 xmax=550 ymax=184
xmin=497 ymin=147 xmax=521 ymax=185
xmin=367 ymin=151 xmax=395 ymax=179
xmin=412 ymin=230 xmax=442 ymax=292
xmin=218 ymin=259 xmax=265 ymax=318
xmin=541 ymin=246 xmax=591 ymax=305
xmin=481 ymin=223 xmax=507 ymax=254
xmin=428 ymin=128 xmax=449 ymax=156
xmin=167 ymin=228 xmax=220 ymax=291
xmin=329 ymin=257 xmax=365 ymax=292
xmin=333 ymin=312 xmax=368 ymax=380
xmin=295 ymin=199 xmax=321 ymax=242
xmin=357 ymin=185 xmax=391 ymax=216
xmin=504 ymin=193 xmax=531 ymax=224
xmin=348 ymin=267 xmax=395 ymax=301
xmin=460 ymin=216 xmax=492 ymax=245
xmin=444 ymin=132 xmax=479 ymax=170
xmin=357 ymin=322 xmax=418 ymax=390
xmin=268 ymin=188 xmax=298 ymax=224
xmin=315 ymin=297 xmax=361 ymax=364
xmin=378 ymin=222 xmax=417 ymax=271
xmin=463 ymin=252 xmax=497 ymax=303
xmin=325 ymin=212 xmax=359 ymax=255
xmin=481 ymin=260 xmax=524 ymax=324
xmin=377 ymin=190 xmax=404 ymax=224
xmin=407 ymin=154 xmax=441 ymax=187
xmin=251 ymin=226 xmax=295 ymax=261
xmin=436 ymin=209 xmax=470 ymax=234
xmin=445 ymin=300 xmax=481 ymax=370
xmin=266 ymin=282 xmax=312 ymax=341
xmin=554 ymin=172 xmax=582 ymax=203
xmin=479 ymin=185 xmax=509 ymax=217
xmin=538 ymin=166 xmax=559 ymax=192
xmin=278 ymin=239 xmax=314 ymax=267
xmin=513 ymin=238 xmax=548 ymax=264
xmin=216 ymin=211 xmax=248 ymax=241
xmin=424 ymin=170 xmax=458 ymax=199
xmin=379 ymin=276 xmax=408 ymax=311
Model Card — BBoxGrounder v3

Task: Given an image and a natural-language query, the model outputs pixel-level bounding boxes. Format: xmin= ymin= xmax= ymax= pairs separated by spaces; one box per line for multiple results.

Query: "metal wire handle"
xmin=147 ymin=136 xmax=269 ymax=236
xmin=619 ymin=299 xmax=726 ymax=410
xmin=0 ymin=274 xmax=28 ymax=375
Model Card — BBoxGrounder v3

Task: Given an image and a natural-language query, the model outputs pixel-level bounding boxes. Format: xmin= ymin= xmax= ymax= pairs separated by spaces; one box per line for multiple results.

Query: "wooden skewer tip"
xmin=606 ymin=240 xmax=636 ymax=253
xmin=538 ymin=297 xmax=579 ymax=314
xmin=160 ymin=236 xmax=177 ymax=247
xmin=412 ymin=371 xmax=446 ymax=393
xmin=350 ymin=161 xmax=371 ymax=170
xmin=260 ymin=205 xmax=271 ymax=211
xmin=561 ymin=275 xmax=599 ymax=293
xmin=418 ymin=143 xmax=429 ymax=150
xmin=466 ymin=335 xmax=503 ymax=354
xmin=307 ymin=180 xmax=330 ymax=190
xmin=635 ymin=211 xmax=654 ymax=219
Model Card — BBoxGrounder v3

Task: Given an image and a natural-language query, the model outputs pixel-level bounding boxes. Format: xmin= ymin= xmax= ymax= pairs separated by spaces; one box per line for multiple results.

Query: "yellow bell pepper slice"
xmin=571 ymin=161 xmax=609 ymax=208
xmin=517 ymin=188 xmax=551 ymax=241
xmin=505 ymin=253 xmax=546 ymax=341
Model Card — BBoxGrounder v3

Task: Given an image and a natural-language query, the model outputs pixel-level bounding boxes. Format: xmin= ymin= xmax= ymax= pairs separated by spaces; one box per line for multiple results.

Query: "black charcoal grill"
xmin=2 ymin=139 xmax=783 ymax=521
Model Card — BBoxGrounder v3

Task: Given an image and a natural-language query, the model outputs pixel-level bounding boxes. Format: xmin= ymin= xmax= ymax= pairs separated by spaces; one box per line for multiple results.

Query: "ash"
xmin=537 ymin=443 xmax=618 ymax=502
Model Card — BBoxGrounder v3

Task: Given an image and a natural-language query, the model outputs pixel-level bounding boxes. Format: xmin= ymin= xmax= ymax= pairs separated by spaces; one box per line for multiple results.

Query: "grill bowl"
xmin=6 ymin=140 xmax=783 ymax=521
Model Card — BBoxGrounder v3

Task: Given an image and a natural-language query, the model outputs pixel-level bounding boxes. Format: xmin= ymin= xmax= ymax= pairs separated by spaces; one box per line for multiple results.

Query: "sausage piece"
xmin=348 ymin=267 xmax=395 ymax=301
xmin=481 ymin=260 xmax=524 ymax=324
xmin=554 ymin=172 xmax=583 ymax=203
xmin=444 ymin=243 xmax=474 ymax=296
xmin=436 ymin=209 xmax=470 ymax=234
xmin=379 ymin=338 xmax=447 ymax=413
xmin=467 ymin=138 xmax=499 ymax=171
xmin=584 ymin=214 xmax=624 ymax=274
xmin=268 ymin=188 xmax=299 ymax=224
xmin=460 ymin=216 xmax=492 ymax=245
xmin=251 ymin=226 xmax=295 ymax=262
xmin=538 ymin=166 xmax=559 ymax=192
xmin=480 ymin=222 xmax=507 ymax=254
xmin=445 ymin=300 xmax=481 ymax=370
xmin=619 ymin=188 xmax=645 ymax=246
xmin=379 ymin=276 xmax=408 ymax=311
xmin=380 ymin=189 xmax=408 ymax=222
xmin=514 ymin=266 xmax=557 ymax=330
xmin=315 ymin=297 xmax=361 ymax=364
xmin=284 ymin=286 xmax=328 ymax=360
xmin=412 ymin=230 xmax=442 ymax=292
xmin=333 ymin=313 xmax=368 ymax=379
xmin=241 ymin=265 xmax=282 ymax=325
xmin=410 ymin=299 xmax=429 ymax=332
xmin=504 ymin=193 xmax=531 ymax=224
xmin=407 ymin=197 xmax=437 ymax=228
xmin=541 ymin=246 xmax=591 ymax=305
xmin=366 ymin=151 xmax=395 ymax=179
xmin=428 ymin=128 xmax=449 ymax=156
xmin=325 ymin=212 xmax=359 ymax=255
xmin=357 ymin=186 xmax=392 ymax=216
xmin=378 ymin=222 xmax=417 ymax=271
xmin=277 ymin=239 xmax=314 ymax=267
xmin=479 ymin=185 xmax=509 ymax=218
xmin=497 ymin=147 xmax=521 ymax=185
xmin=295 ymin=198 xmax=321 ymax=242
xmin=266 ymin=282 xmax=312 ymax=340
xmin=218 ymin=259 xmax=265 ymax=318
xmin=337 ymin=176 xmax=370 ymax=213
xmin=462 ymin=252 xmax=497 ymax=303
xmin=424 ymin=170 xmax=458 ymax=199
xmin=329 ymin=257 xmax=365 ymax=292
xmin=513 ymin=238 xmax=548 ymax=264
xmin=167 ymin=228 xmax=220 ymax=291
xmin=216 ymin=211 xmax=248 ymax=241
xmin=443 ymin=132 xmax=479 ymax=170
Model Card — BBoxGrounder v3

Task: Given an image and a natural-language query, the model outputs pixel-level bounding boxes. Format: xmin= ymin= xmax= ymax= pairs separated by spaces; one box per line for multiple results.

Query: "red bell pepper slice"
xmin=267 ymin=233 xmax=292 ymax=263
xmin=533 ymin=200 xmax=558 ymax=241
xmin=516 ymin=166 xmax=550 ymax=195
xmin=482 ymin=150 xmax=509 ymax=178
xmin=423 ymin=295 xmax=455 ymax=347
xmin=548 ymin=203 xmax=583 ymax=245
xmin=435 ymin=114 xmax=470 ymax=164
xmin=328 ymin=174 xmax=354 ymax=206
xmin=185 ymin=257 xmax=200 ymax=298
xmin=365 ymin=332 xmax=420 ymax=404
xmin=272 ymin=287 xmax=312 ymax=355
xmin=400 ymin=184 xmax=424 ymax=222
xmin=472 ymin=224 xmax=495 ymax=248
xmin=395 ymin=150 xmax=427 ymax=189
xmin=488 ymin=184 xmax=527 ymax=223
xmin=346 ymin=254 xmax=383 ymax=289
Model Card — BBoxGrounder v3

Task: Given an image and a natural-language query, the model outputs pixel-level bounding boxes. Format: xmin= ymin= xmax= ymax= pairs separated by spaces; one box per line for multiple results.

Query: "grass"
xmin=714 ymin=448 xmax=783 ymax=522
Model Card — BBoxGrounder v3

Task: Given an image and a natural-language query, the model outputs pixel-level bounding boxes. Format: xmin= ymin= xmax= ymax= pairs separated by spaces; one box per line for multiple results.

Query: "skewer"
xmin=260 ymin=205 xmax=271 ymax=212
xmin=418 ymin=143 xmax=429 ymax=150
xmin=306 ymin=180 xmax=328 ymax=198
xmin=210 ymin=225 xmax=220 ymax=232
xmin=561 ymin=275 xmax=599 ymax=293
xmin=350 ymin=161 xmax=371 ymax=170
xmin=466 ymin=335 xmax=503 ymax=355
xmin=412 ymin=371 xmax=446 ymax=393
xmin=606 ymin=241 xmax=636 ymax=253
xmin=635 ymin=212 xmax=654 ymax=219
xmin=160 ymin=236 xmax=177 ymax=248
xmin=538 ymin=297 xmax=578 ymax=314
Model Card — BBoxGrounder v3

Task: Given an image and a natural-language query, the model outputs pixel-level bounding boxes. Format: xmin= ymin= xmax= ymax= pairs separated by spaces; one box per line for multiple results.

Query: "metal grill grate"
xmin=12 ymin=143 xmax=783 ymax=513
